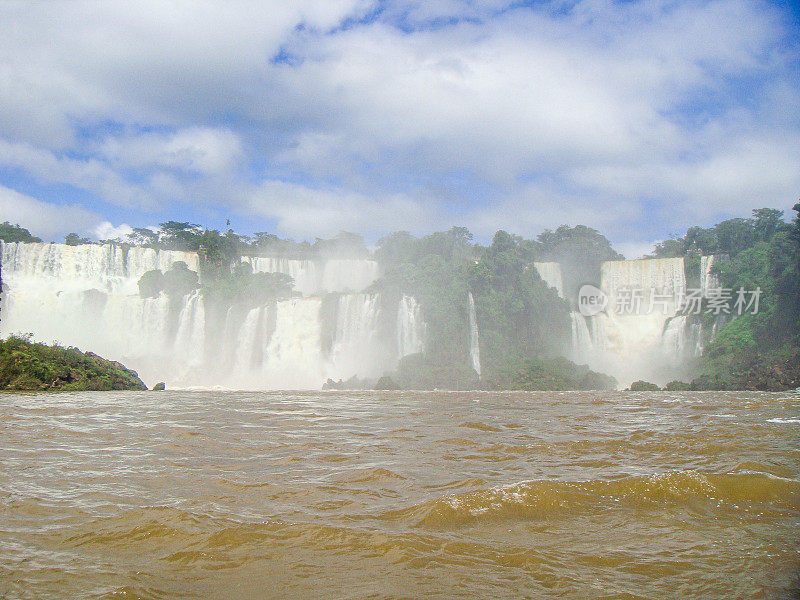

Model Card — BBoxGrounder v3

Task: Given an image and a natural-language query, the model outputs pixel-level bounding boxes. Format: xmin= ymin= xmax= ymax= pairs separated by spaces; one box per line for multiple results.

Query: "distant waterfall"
xmin=242 ymin=255 xmax=380 ymax=296
xmin=1 ymin=241 xmax=198 ymax=294
xmin=700 ymin=255 xmax=721 ymax=296
xmin=0 ymin=241 xmax=425 ymax=389
xmin=241 ymin=257 xmax=319 ymax=296
xmin=0 ymin=241 xmax=198 ymax=368
xmin=173 ymin=292 xmax=206 ymax=368
xmin=468 ymin=292 xmax=481 ymax=378
xmin=570 ymin=312 xmax=593 ymax=361
xmin=661 ymin=315 xmax=704 ymax=362
xmin=533 ymin=262 xmax=565 ymax=297
xmin=397 ymin=295 xmax=425 ymax=358
xmin=533 ymin=261 xmax=595 ymax=363
xmin=321 ymin=259 xmax=381 ymax=295
xmin=583 ymin=256 xmax=711 ymax=386
xmin=226 ymin=294 xmax=422 ymax=388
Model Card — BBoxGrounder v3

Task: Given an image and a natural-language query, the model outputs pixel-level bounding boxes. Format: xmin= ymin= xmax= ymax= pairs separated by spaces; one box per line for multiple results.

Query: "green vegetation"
xmin=628 ymin=380 xmax=661 ymax=391
xmin=489 ymin=357 xmax=616 ymax=391
xmin=0 ymin=222 xmax=41 ymax=243
xmin=651 ymin=205 xmax=800 ymax=391
xmin=373 ymin=226 xmax=617 ymax=389
xmin=64 ymin=232 xmax=92 ymax=246
xmin=0 ymin=335 xmax=147 ymax=391
xmin=137 ymin=262 xmax=199 ymax=299
xmin=5 ymin=202 xmax=800 ymax=392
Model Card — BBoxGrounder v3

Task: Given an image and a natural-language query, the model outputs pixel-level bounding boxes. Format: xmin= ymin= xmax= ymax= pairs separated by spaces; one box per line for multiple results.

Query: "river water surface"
xmin=1 ymin=390 xmax=798 ymax=599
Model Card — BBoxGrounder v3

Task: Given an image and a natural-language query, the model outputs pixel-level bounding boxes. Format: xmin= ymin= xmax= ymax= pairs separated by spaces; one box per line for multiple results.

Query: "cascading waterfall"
xmin=327 ymin=294 xmax=390 ymax=381
xmin=0 ymin=241 xmax=423 ymax=389
xmin=468 ymin=292 xmax=481 ymax=378
xmin=260 ymin=298 xmax=326 ymax=389
xmin=321 ymin=259 xmax=381 ymax=295
xmin=700 ymin=255 xmax=719 ymax=296
xmin=397 ymin=295 xmax=425 ymax=358
xmin=549 ymin=255 xmax=725 ymax=386
xmin=1 ymin=241 xmax=198 ymax=295
xmin=242 ymin=256 xmax=380 ymax=296
xmin=584 ymin=257 xmax=700 ymax=385
xmin=2 ymin=239 xmax=726 ymax=390
xmin=241 ymin=257 xmax=319 ymax=296
xmin=570 ymin=312 xmax=593 ymax=362
xmin=534 ymin=261 xmax=595 ymax=361
xmin=533 ymin=262 xmax=564 ymax=297
xmin=0 ymin=241 xmax=199 ymax=383
xmin=660 ymin=315 xmax=705 ymax=362
xmin=173 ymin=292 xmax=206 ymax=368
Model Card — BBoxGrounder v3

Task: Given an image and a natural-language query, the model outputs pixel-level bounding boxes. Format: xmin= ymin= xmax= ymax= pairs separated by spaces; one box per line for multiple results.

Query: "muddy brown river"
xmin=1 ymin=390 xmax=798 ymax=599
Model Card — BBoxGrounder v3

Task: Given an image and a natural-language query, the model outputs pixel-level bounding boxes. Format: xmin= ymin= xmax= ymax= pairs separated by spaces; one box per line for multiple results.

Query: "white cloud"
xmin=0 ymin=140 xmax=155 ymax=209
xmin=245 ymin=180 xmax=443 ymax=238
xmin=93 ymin=221 xmax=133 ymax=241
xmin=0 ymin=185 xmax=104 ymax=240
xmin=0 ymin=0 xmax=797 ymax=243
xmin=99 ymin=128 xmax=243 ymax=175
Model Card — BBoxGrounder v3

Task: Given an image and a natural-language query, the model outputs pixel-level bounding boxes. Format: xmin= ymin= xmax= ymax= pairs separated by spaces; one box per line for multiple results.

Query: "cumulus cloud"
xmin=0 ymin=140 xmax=155 ymax=209
xmin=99 ymin=128 xmax=243 ymax=175
xmin=245 ymin=180 xmax=443 ymax=239
xmin=0 ymin=0 xmax=797 ymax=243
xmin=0 ymin=185 xmax=104 ymax=240
xmin=93 ymin=221 xmax=134 ymax=241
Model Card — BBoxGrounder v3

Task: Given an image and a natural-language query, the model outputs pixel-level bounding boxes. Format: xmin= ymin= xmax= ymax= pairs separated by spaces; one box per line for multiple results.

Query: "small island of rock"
xmin=0 ymin=335 xmax=148 ymax=391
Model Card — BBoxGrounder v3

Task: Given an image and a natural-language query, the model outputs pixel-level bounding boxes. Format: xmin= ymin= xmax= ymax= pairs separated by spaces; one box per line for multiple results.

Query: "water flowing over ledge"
xmin=0 ymin=242 xmax=423 ymax=389
xmin=1 ymin=241 xmax=726 ymax=388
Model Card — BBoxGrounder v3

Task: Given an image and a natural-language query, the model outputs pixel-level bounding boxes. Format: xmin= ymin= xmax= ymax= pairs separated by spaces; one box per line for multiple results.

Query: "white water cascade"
xmin=532 ymin=255 xmax=722 ymax=386
xmin=570 ymin=312 xmax=593 ymax=362
xmin=584 ymin=257 xmax=697 ymax=385
xmin=533 ymin=262 xmax=565 ymax=297
xmin=468 ymin=292 xmax=481 ymax=378
xmin=223 ymin=293 xmax=423 ymax=389
xmin=534 ymin=261 xmax=595 ymax=362
xmin=241 ymin=256 xmax=380 ymax=296
xmin=1 ymin=242 xmax=424 ymax=389
xmin=397 ymin=295 xmax=425 ymax=358
xmin=700 ymin=255 xmax=720 ymax=296
xmin=0 ymin=241 xmax=202 ymax=384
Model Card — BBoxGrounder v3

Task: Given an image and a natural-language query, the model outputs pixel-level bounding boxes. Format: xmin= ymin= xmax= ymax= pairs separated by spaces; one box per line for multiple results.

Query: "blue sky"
xmin=0 ymin=0 xmax=798 ymax=257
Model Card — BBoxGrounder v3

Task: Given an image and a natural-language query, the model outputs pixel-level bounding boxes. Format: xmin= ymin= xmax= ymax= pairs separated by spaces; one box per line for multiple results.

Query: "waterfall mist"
xmin=0 ymin=242 xmax=426 ymax=389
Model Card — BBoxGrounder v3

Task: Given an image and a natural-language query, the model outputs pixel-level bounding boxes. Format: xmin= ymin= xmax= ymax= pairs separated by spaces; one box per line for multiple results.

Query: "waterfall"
xmin=397 ymin=295 xmax=425 ymax=358
xmin=1 ymin=241 xmax=197 ymax=295
xmin=533 ymin=262 xmax=565 ymax=297
xmin=660 ymin=314 xmax=707 ymax=366
xmin=532 ymin=261 xmax=597 ymax=364
xmin=231 ymin=306 xmax=267 ymax=377
xmin=327 ymin=294 xmax=387 ymax=381
xmin=0 ymin=241 xmax=421 ymax=389
xmin=321 ymin=259 xmax=381 ymax=294
xmin=241 ymin=256 xmax=319 ymax=296
xmin=700 ymin=255 xmax=720 ymax=296
xmin=241 ymin=255 xmax=379 ymax=296
xmin=468 ymin=292 xmax=481 ymax=378
xmin=582 ymin=257 xmax=690 ymax=385
xmin=260 ymin=297 xmax=326 ymax=388
xmin=570 ymin=312 xmax=593 ymax=362
xmin=173 ymin=292 xmax=206 ymax=368
xmin=0 ymin=242 xmax=199 ymax=384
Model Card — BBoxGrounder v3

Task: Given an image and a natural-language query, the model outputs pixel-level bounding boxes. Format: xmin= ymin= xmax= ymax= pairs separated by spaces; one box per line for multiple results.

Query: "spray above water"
xmin=1 ymin=236 xmax=725 ymax=389
xmin=0 ymin=241 xmax=425 ymax=389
